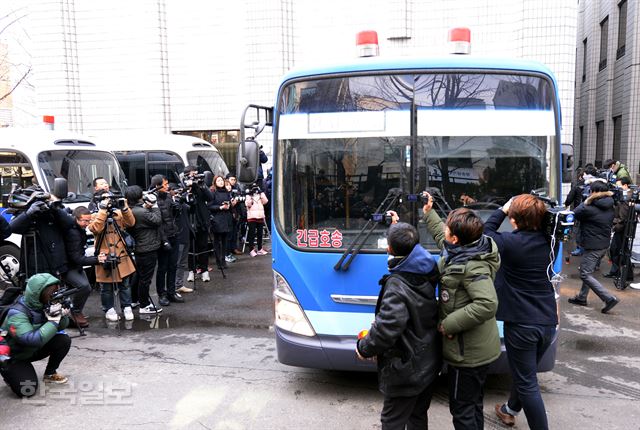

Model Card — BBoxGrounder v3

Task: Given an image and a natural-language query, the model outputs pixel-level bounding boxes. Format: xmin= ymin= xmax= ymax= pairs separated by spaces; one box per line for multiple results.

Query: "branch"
xmin=0 ymin=66 xmax=31 ymax=102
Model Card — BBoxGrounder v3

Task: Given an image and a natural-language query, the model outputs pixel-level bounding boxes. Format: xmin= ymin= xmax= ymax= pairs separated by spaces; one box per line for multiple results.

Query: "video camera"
xmin=6 ymin=185 xmax=52 ymax=212
xmin=44 ymin=284 xmax=80 ymax=315
xmin=247 ymin=184 xmax=262 ymax=195
xmin=530 ymin=191 xmax=574 ymax=242
xmin=97 ymin=191 xmax=127 ymax=211
xmin=370 ymin=211 xmax=394 ymax=226
xmin=231 ymin=188 xmax=246 ymax=202
xmin=101 ymin=254 xmax=121 ymax=272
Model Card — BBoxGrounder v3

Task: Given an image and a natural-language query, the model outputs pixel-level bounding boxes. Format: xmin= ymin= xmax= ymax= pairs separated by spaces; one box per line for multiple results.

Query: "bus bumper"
xmin=276 ymin=325 xmax=558 ymax=373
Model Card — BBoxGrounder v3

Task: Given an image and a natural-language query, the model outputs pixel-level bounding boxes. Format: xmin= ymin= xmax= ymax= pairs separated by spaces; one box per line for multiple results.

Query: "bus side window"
xmin=0 ymin=151 xmax=35 ymax=208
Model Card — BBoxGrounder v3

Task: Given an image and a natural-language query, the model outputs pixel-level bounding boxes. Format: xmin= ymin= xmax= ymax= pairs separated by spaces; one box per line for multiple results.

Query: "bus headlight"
xmin=273 ymin=271 xmax=316 ymax=337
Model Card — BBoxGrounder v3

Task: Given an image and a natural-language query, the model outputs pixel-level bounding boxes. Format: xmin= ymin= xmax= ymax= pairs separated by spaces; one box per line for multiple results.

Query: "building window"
xmin=612 ymin=115 xmax=622 ymax=161
xmin=579 ymin=126 xmax=585 ymax=167
xmin=599 ymin=17 xmax=609 ymax=71
xmin=595 ymin=120 xmax=604 ymax=167
xmin=582 ymin=39 xmax=587 ymax=82
xmin=617 ymin=0 xmax=627 ymax=59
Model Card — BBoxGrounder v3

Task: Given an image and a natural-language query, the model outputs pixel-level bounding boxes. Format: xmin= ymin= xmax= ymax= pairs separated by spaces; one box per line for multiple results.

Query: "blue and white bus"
xmin=239 ymin=30 xmax=564 ymax=372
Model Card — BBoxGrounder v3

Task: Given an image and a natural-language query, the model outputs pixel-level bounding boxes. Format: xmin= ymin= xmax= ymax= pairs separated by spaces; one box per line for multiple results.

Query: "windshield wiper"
xmin=334 ymin=188 xmax=404 ymax=271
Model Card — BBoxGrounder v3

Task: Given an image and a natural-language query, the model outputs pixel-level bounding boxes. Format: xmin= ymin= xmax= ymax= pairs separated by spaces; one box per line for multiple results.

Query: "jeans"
xmin=578 ymin=248 xmax=615 ymax=303
xmin=135 ymin=250 xmax=158 ymax=308
xmin=99 ymin=281 xmax=132 ymax=311
xmin=505 ymin=323 xmax=556 ymax=430
xmin=156 ymin=236 xmax=179 ymax=296
xmin=381 ymin=382 xmax=435 ymax=430
xmin=62 ymin=268 xmax=92 ymax=314
xmin=0 ymin=334 xmax=71 ymax=397
xmin=448 ymin=364 xmax=489 ymax=430
xmin=175 ymin=242 xmax=189 ymax=289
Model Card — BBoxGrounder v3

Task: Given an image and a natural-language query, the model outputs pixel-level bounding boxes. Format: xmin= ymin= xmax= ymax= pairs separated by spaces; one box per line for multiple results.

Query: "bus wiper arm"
xmin=334 ymin=188 xmax=403 ymax=272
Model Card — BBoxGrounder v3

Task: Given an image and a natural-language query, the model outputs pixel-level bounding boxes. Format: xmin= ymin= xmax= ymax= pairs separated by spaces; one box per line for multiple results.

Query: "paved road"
xmin=1 ymin=248 xmax=640 ymax=429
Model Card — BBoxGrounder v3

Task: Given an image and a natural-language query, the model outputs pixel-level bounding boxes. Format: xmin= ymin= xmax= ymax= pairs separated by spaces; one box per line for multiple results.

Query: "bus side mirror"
xmin=237 ymin=139 xmax=260 ymax=183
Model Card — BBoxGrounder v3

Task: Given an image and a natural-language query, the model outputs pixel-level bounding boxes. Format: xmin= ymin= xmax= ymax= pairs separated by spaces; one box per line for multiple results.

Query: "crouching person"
xmin=356 ymin=222 xmax=441 ymax=430
xmin=0 ymin=274 xmax=71 ymax=397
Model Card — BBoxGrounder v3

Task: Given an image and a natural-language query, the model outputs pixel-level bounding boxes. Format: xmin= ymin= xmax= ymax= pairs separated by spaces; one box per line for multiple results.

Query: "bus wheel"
xmin=0 ymin=244 xmax=20 ymax=289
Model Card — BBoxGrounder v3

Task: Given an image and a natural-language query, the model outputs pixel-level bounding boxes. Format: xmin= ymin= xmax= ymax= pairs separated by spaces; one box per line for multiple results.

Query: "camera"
xmin=7 ymin=185 xmax=51 ymax=212
xmin=101 ymin=254 xmax=121 ymax=272
xmin=98 ymin=191 xmax=126 ymax=211
xmin=231 ymin=188 xmax=246 ymax=202
xmin=142 ymin=191 xmax=157 ymax=206
xmin=530 ymin=191 xmax=574 ymax=242
xmin=172 ymin=187 xmax=195 ymax=204
xmin=44 ymin=285 xmax=79 ymax=314
xmin=371 ymin=211 xmax=394 ymax=226
xmin=248 ymin=185 xmax=262 ymax=195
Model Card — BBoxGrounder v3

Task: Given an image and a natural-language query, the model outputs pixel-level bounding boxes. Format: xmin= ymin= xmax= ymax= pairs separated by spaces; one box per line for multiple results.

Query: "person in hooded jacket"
xmin=569 ymin=180 xmax=620 ymax=313
xmin=356 ymin=221 xmax=441 ymax=430
xmin=0 ymin=274 xmax=71 ymax=397
xmin=209 ymin=175 xmax=235 ymax=270
xmin=423 ymin=196 xmax=501 ymax=430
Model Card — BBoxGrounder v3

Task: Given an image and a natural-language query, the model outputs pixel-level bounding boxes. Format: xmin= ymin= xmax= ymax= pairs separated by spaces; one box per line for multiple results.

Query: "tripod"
xmin=615 ymin=199 xmax=638 ymax=290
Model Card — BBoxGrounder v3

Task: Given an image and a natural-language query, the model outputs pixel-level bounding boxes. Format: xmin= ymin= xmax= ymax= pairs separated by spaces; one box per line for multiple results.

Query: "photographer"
xmin=150 ymin=175 xmax=183 ymax=305
xmin=62 ymin=206 xmax=108 ymax=328
xmin=182 ymin=165 xmax=214 ymax=282
xmin=126 ymin=185 xmax=162 ymax=314
xmin=0 ymin=274 xmax=71 ymax=397
xmin=603 ymin=159 xmax=632 ymax=184
xmin=88 ymin=176 xmax=111 ymax=212
xmin=245 ymin=183 xmax=269 ymax=257
xmin=209 ymin=175 xmax=235 ymax=270
xmin=10 ymin=195 xmax=75 ymax=278
xmin=484 ymin=195 xmax=558 ymax=429
xmin=171 ymin=183 xmax=193 ymax=294
xmin=226 ymin=174 xmax=245 ymax=259
xmin=88 ymin=193 xmax=136 ymax=321
xmin=569 ymin=181 xmax=620 ymax=313
xmin=605 ymin=177 xmax=634 ymax=280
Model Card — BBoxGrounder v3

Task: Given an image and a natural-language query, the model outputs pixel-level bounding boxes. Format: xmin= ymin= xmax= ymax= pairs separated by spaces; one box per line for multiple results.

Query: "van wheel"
xmin=0 ymin=244 xmax=20 ymax=290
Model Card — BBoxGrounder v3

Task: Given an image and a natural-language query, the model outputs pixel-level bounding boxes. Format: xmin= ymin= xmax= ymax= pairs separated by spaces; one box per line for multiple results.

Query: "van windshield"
xmin=187 ymin=150 xmax=229 ymax=178
xmin=37 ymin=150 xmax=127 ymax=203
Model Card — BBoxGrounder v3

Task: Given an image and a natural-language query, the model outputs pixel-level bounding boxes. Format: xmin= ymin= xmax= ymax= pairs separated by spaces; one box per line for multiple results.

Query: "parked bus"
xmin=94 ymin=132 xmax=229 ymax=189
xmin=0 ymin=128 xmax=128 ymax=286
xmin=238 ymin=30 xmax=566 ymax=372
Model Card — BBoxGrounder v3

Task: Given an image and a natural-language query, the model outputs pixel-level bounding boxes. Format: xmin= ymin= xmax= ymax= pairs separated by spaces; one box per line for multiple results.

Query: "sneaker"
xmin=630 ymin=282 xmax=640 ymax=290
xmin=602 ymin=297 xmax=619 ymax=314
xmin=139 ymin=304 xmax=163 ymax=314
xmin=159 ymin=295 xmax=171 ymax=306
xmin=250 ymin=249 xmax=258 ymax=257
xmin=201 ymin=271 xmax=210 ymax=282
xmin=43 ymin=373 xmax=68 ymax=384
xmin=256 ymin=249 xmax=268 ymax=256
xmin=187 ymin=272 xmax=195 ymax=282
xmin=123 ymin=307 xmax=134 ymax=321
xmin=568 ymin=296 xmax=588 ymax=307
xmin=603 ymin=272 xmax=619 ymax=279
xmin=225 ymin=255 xmax=237 ymax=263
xmin=177 ymin=286 xmax=194 ymax=294
xmin=495 ymin=404 xmax=515 ymax=427
xmin=105 ymin=308 xmax=120 ymax=321
xmin=570 ymin=247 xmax=584 ymax=256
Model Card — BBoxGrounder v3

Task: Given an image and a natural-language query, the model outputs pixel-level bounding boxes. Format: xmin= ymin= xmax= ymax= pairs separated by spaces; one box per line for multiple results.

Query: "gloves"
xmin=26 ymin=200 xmax=48 ymax=217
xmin=45 ymin=303 xmax=63 ymax=325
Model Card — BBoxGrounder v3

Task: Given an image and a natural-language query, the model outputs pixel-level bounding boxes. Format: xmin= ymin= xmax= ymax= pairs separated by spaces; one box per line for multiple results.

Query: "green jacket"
xmin=615 ymin=163 xmax=632 ymax=183
xmin=1 ymin=273 xmax=69 ymax=361
xmin=424 ymin=210 xmax=502 ymax=367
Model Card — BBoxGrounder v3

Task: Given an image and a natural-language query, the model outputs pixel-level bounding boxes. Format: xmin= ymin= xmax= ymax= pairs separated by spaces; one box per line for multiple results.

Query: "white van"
xmin=0 ymin=128 xmax=128 ymax=285
xmin=94 ymin=132 xmax=229 ymax=189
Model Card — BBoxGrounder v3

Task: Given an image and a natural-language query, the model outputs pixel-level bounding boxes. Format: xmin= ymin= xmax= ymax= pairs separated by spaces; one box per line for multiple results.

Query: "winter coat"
xmin=564 ymin=181 xmax=584 ymax=209
xmin=64 ymin=222 xmax=98 ymax=270
xmin=484 ymin=209 xmax=558 ymax=326
xmin=573 ymin=191 xmax=615 ymax=250
xmin=1 ymin=273 xmax=69 ymax=361
xmin=10 ymin=206 xmax=75 ymax=277
xmin=424 ymin=210 xmax=501 ymax=368
xmin=89 ymin=207 xmax=136 ymax=282
xmin=357 ymin=244 xmax=441 ymax=397
xmin=128 ymin=204 xmax=162 ymax=254
xmin=257 ymin=150 xmax=268 ymax=180
xmin=189 ymin=185 xmax=214 ymax=231
xmin=613 ymin=162 xmax=632 ymax=183
xmin=0 ymin=215 xmax=11 ymax=240
xmin=246 ymin=192 xmax=268 ymax=221
xmin=208 ymin=187 xmax=233 ymax=233
xmin=613 ymin=190 xmax=634 ymax=233
xmin=156 ymin=191 xmax=179 ymax=238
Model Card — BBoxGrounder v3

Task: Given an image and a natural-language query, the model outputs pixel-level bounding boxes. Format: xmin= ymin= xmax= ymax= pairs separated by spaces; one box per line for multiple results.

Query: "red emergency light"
xmin=448 ymin=27 xmax=471 ymax=54
xmin=356 ymin=30 xmax=379 ymax=57
xmin=43 ymin=115 xmax=55 ymax=130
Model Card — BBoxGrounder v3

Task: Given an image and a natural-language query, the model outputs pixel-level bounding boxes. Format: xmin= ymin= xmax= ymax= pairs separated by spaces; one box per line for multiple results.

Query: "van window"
xmin=187 ymin=150 xmax=229 ymax=177
xmin=0 ymin=151 xmax=35 ymax=208
xmin=115 ymin=151 xmax=146 ymax=188
xmin=148 ymin=151 xmax=184 ymax=186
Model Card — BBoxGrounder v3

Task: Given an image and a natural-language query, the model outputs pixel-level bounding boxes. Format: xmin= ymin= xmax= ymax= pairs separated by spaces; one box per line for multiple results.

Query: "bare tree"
xmin=0 ymin=9 xmax=31 ymax=103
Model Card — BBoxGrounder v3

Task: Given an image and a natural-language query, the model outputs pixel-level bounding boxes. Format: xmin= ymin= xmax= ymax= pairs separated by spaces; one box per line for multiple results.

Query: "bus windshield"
xmin=37 ymin=150 xmax=127 ymax=203
xmin=276 ymin=72 xmax=558 ymax=252
xmin=186 ymin=150 xmax=229 ymax=178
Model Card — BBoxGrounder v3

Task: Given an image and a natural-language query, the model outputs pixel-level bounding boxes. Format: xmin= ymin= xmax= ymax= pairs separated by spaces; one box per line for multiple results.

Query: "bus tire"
xmin=0 ymin=243 xmax=20 ymax=289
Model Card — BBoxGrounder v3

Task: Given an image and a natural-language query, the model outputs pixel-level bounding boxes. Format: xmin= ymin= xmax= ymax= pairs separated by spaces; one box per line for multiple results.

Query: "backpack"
xmin=0 ymin=286 xmax=24 ymax=365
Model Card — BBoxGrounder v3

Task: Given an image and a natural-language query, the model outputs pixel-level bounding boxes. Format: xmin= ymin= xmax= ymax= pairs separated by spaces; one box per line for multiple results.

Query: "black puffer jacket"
xmin=64 ymin=222 xmax=98 ymax=270
xmin=357 ymin=245 xmax=441 ymax=397
xmin=189 ymin=185 xmax=214 ymax=231
xmin=573 ymin=191 xmax=615 ymax=250
xmin=10 ymin=205 xmax=74 ymax=277
xmin=129 ymin=204 xmax=162 ymax=253
xmin=208 ymin=187 xmax=233 ymax=234
xmin=156 ymin=191 xmax=179 ymax=238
